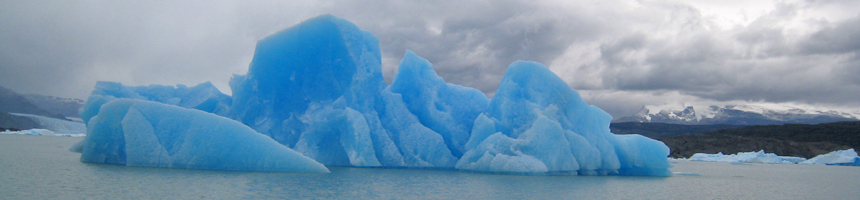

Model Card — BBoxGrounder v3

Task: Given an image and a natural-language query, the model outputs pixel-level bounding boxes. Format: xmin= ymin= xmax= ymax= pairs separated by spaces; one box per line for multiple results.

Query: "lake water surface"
xmin=2 ymin=134 xmax=858 ymax=199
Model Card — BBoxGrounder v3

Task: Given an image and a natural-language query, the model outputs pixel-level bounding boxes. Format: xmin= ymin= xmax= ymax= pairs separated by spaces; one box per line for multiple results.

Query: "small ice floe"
xmin=1 ymin=129 xmax=85 ymax=137
xmin=800 ymin=149 xmax=860 ymax=166
xmin=672 ymin=172 xmax=701 ymax=176
xmin=688 ymin=150 xmax=806 ymax=164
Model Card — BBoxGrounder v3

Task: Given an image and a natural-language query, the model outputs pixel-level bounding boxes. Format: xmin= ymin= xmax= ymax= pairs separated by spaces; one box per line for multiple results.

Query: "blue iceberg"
xmin=229 ymin=15 xmax=456 ymax=168
xmin=800 ymin=149 xmax=860 ymax=166
xmin=455 ymin=61 xmax=672 ymax=176
xmin=80 ymin=98 xmax=328 ymax=172
xmin=388 ymin=51 xmax=490 ymax=158
xmin=688 ymin=150 xmax=807 ymax=164
xmin=78 ymin=14 xmax=670 ymax=175
xmin=81 ymin=81 xmax=231 ymax=125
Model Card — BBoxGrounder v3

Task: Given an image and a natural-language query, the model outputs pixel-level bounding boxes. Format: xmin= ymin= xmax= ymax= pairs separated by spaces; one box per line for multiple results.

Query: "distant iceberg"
xmin=688 ymin=150 xmax=807 ymax=164
xmin=687 ymin=149 xmax=860 ymax=166
xmin=800 ymin=149 xmax=860 ymax=166
xmin=1 ymin=128 xmax=84 ymax=137
xmin=79 ymin=99 xmax=328 ymax=172
xmin=76 ymin=14 xmax=671 ymax=175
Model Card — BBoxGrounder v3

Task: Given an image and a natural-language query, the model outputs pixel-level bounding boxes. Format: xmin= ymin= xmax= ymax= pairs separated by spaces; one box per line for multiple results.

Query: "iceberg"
xmin=388 ymin=51 xmax=490 ymax=158
xmin=76 ymin=14 xmax=672 ymax=175
xmin=229 ymin=15 xmax=456 ymax=168
xmin=1 ymin=128 xmax=53 ymax=136
xmin=1 ymin=128 xmax=84 ymax=137
xmin=688 ymin=150 xmax=807 ymax=164
xmin=81 ymin=81 xmax=231 ymax=125
xmin=79 ymin=98 xmax=328 ymax=172
xmin=455 ymin=61 xmax=672 ymax=176
xmin=800 ymin=149 xmax=860 ymax=166
xmin=75 ymin=81 xmax=231 ymax=154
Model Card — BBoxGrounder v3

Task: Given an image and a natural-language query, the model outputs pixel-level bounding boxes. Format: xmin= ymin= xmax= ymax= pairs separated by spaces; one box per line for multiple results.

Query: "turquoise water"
xmin=2 ymin=134 xmax=859 ymax=199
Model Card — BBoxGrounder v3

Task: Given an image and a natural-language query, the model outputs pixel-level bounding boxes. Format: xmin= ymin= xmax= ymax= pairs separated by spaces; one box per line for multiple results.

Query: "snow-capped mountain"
xmin=616 ymin=103 xmax=860 ymax=125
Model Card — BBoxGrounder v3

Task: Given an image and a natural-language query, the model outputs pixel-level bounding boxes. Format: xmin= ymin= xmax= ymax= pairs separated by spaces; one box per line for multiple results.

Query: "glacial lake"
xmin=2 ymin=134 xmax=859 ymax=199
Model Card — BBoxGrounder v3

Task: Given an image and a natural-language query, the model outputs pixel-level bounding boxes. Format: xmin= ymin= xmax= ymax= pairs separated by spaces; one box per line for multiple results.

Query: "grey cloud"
xmin=0 ymin=1 xmax=294 ymax=99
xmin=2 ymin=0 xmax=858 ymax=118
xmin=0 ymin=0 xmax=626 ymax=101
xmin=558 ymin=1 xmax=860 ymax=117
xmin=599 ymin=32 xmax=648 ymax=67
xmin=321 ymin=0 xmax=585 ymax=94
xmin=840 ymin=55 xmax=860 ymax=85
xmin=800 ymin=16 xmax=860 ymax=55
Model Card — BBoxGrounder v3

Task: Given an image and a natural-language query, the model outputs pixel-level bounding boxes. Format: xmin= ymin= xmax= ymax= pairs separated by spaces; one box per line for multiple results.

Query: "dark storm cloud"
xmin=800 ymin=16 xmax=860 ymax=55
xmin=320 ymin=0 xmax=593 ymax=94
xmin=553 ymin=1 xmax=860 ymax=116
xmin=841 ymin=55 xmax=860 ymax=85
xmin=684 ymin=10 xmax=860 ymax=105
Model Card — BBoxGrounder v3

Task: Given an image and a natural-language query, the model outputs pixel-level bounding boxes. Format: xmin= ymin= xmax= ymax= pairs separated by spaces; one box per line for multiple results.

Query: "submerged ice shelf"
xmin=76 ymin=14 xmax=671 ymax=175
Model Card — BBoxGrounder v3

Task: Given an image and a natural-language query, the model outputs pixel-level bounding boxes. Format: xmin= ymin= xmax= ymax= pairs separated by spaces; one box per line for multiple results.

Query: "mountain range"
xmin=615 ymin=103 xmax=859 ymax=125
xmin=0 ymin=85 xmax=84 ymax=131
xmin=23 ymin=94 xmax=85 ymax=119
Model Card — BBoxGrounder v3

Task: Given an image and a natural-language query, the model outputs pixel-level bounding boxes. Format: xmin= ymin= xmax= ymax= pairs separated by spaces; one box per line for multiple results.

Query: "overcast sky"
xmin=1 ymin=0 xmax=858 ymax=117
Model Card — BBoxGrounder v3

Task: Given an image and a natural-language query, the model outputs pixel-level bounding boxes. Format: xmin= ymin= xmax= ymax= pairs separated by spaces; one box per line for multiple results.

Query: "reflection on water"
xmin=2 ymin=134 xmax=859 ymax=199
